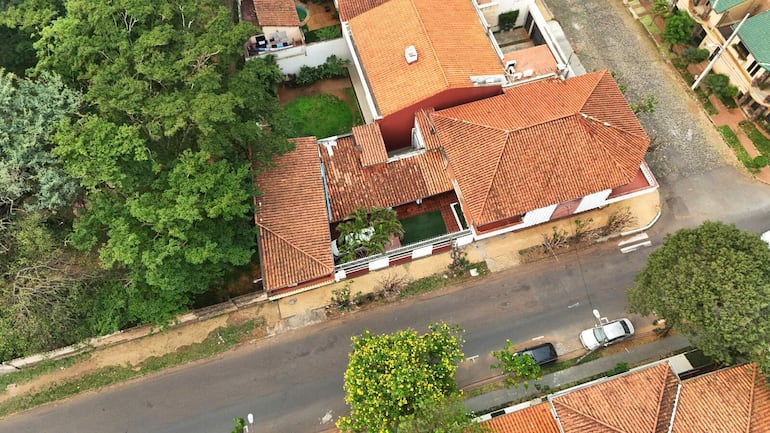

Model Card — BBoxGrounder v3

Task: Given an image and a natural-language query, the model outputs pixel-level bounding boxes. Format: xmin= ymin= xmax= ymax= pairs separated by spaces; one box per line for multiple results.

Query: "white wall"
xmin=274 ymin=38 xmax=352 ymax=76
xmin=575 ymin=189 xmax=611 ymax=213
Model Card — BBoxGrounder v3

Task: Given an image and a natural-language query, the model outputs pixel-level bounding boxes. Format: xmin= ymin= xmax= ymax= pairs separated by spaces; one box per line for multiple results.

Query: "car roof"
xmin=603 ymin=320 xmax=628 ymax=340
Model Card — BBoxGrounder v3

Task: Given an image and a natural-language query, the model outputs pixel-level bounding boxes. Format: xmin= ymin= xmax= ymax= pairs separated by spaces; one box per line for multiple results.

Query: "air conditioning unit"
xmin=405 ymin=45 xmax=418 ymax=64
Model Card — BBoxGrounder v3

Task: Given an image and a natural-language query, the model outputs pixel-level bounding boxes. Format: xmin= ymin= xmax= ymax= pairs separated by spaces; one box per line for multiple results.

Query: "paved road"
xmin=2 ymin=1 xmax=770 ymax=433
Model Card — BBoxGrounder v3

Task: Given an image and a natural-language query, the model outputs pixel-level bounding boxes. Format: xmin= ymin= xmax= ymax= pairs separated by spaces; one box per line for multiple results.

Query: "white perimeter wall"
xmin=272 ymin=38 xmax=352 ymax=76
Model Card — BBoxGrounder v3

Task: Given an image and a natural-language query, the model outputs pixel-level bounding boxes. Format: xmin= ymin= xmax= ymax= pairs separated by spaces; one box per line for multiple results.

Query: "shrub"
xmin=704 ymin=73 xmax=730 ymax=96
xmin=498 ymin=10 xmax=519 ymax=31
xmin=289 ymin=55 xmax=350 ymax=87
xmin=662 ymin=11 xmax=695 ymax=47
xmin=681 ymin=46 xmax=709 ymax=64
xmin=303 ymin=24 xmax=342 ymax=43
xmin=754 ymin=155 xmax=769 ymax=168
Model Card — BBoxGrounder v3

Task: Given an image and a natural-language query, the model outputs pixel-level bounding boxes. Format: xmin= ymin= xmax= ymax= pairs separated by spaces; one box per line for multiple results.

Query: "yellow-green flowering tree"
xmin=337 ymin=323 xmax=465 ymax=433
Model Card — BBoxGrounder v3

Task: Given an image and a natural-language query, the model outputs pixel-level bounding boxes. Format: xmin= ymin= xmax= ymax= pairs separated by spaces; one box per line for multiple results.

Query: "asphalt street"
xmin=2 ymin=1 xmax=770 ymax=432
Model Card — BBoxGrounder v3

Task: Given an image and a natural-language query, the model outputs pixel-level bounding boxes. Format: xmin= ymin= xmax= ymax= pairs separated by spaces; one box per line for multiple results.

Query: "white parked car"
xmin=761 ymin=230 xmax=770 ymax=248
xmin=579 ymin=318 xmax=635 ymax=351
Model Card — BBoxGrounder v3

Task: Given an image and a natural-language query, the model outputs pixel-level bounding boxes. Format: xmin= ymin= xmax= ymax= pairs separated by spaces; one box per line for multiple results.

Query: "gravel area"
xmin=543 ymin=0 xmax=730 ymax=183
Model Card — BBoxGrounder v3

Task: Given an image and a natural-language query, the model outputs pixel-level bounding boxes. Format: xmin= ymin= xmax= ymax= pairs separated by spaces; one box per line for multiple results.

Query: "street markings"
xmin=618 ymin=233 xmax=652 ymax=253
xmin=531 ymin=335 xmax=545 ymax=341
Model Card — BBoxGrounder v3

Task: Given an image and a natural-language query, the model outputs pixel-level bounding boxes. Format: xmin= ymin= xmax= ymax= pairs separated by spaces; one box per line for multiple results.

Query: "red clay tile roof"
xmin=673 ymin=363 xmax=770 ymax=433
xmin=253 ymin=0 xmax=300 ymax=27
xmin=481 ymin=404 xmax=560 ymax=433
xmin=430 ymin=70 xmax=648 ymax=227
xmin=320 ymin=131 xmax=452 ymax=221
xmin=255 ymin=137 xmax=334 ymax=291
xmin=353 ymin=124 xmax=388 ymax=166
xmin=337 ymin=0 xmax=389 ymax=21
xmin=551 ymin=363 xmax=679 ymax=433
xmin=348 ymin=0 xmax=503 ymax=116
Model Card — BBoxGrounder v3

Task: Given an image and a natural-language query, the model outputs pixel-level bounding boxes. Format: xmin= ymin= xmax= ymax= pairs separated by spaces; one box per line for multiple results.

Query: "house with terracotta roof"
xmin=479 ymin=361 xmax=770 ymax=433
xmin=342 ymin=0 xmax=507 ymax=148
xmin=254 ymin=137 xmax=335 ymax=294
xmin=678 ymin=0 xmax=770 ymax=119
xmin=427 ymin=70 xmax=657 ymax=239
xmin=241 ymin=0 xmax=304 ymax=57
xmin=252 ymin=0 xmax=657 ymax=296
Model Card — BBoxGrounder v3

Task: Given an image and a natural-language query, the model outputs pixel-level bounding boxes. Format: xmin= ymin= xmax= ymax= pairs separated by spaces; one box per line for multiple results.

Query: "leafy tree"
xmin=681 ymin=46 xmax=709 ymax=64
xmin=395 ymin=396 xmax=489 ymax=433
xmin=338 ymin=323 xmax=465 ymax=433
xmin=662 ymin=11 xmax=695 ymax=47
xmin=490 ymin=340 xmax=542 ymax=388
xmin=33 ymin=0 xmax=292 ymax=321
xmin=705 ymin=73 xmax=738 ymax=100
xmin=0 ymin=69 xmax=81 ymax=214
xmin=336 ymin=207 xmax=404 ymax=263
xmin=628 ymin=221 xmax=770 ymax=373
xmin=0 ymin=0 xmax=65 ymax=75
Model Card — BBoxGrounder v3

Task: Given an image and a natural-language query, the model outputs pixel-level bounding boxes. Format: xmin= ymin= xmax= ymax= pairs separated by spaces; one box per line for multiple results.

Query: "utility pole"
xmin=692 ymin=13 xmax=751 ymax=90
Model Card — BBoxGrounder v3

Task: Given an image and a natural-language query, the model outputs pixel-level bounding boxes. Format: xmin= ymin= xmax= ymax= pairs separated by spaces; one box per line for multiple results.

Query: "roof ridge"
xmin=257 ymin=224 xmax=333 ymax=272
xmin=651 ymin=364 xmax=673 ymax=433
xmin=578 ymin=115 xmax=646 ymax=180
xmin=553 ymin=400 xmax=627 ymax=433
xmin=579 ymin=69 xmax=609 ymax=111
xmin=408 ymin=0 xmax=450 ymax=89
xmin=478 ymin=132 xmax=512 ymax=221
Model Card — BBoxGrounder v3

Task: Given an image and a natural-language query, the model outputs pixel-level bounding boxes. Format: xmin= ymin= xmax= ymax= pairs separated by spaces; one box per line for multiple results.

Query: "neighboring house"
xmin=479 ymin=361 xmax=770 ymax=432
xmin=342 ymin=0 xmax=506 ymax=148
xmin=428 ymin=70 xmax=657 ymax=239
xmin=242 ymin=0 xmax=303 ymax=57
xmin=679 ymin=0 xmax=770 ymax=120
xmin=254 ymin=137 xmax=334 ymax=295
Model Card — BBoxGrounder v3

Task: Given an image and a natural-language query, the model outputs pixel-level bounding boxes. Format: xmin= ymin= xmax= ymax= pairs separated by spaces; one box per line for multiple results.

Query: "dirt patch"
xmin=278 ymin=77 xmax=353 ymax=106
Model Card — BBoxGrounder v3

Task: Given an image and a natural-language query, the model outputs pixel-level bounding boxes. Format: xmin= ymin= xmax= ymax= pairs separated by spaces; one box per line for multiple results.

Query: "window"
xmin=733 ymin=41 xmax=750 ymax=60
xmin=748 ymin=61 xmax=761 ymax=77
xmin=709 ymin=46 xmax=722 ymax=61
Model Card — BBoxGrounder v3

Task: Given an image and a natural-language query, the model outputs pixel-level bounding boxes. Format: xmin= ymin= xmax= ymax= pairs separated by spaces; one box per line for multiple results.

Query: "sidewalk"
xmin=464 ymin=333 xmax=690 ymax=413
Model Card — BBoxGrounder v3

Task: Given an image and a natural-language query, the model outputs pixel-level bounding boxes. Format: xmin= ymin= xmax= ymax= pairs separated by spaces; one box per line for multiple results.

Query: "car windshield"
xmin=592 ymin=327 xmax=606 ymax=342
xmin=621 ymin=320 xmax=630 ymax=335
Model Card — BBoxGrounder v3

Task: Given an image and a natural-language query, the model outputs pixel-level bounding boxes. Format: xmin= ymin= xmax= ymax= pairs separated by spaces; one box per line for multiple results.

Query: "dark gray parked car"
xmin=515 ymin=342 xmax=558 ymax=365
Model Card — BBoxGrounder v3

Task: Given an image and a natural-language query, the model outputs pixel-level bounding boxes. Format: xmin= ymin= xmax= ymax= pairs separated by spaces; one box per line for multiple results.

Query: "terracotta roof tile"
xmin=320 ymin=131 xmax=452 ymax=221
xmin=432 ymin=70 xmax=648 ymax=227
xmin=673 ymin=363 xmax=770 ymax=433
xmin=348 ymin=0 xmax=503 ymax=116
xmin=481 ymin=403 xmax=560 ymax=433
xmin=253 ymin=0 xmax=300 ymax=27
xmin=551 ymin=363 xmax=679 ymax=433
xmin=502 ymin=44 xmax=558 ymax=79
xmin=255 ymin=137 xmax=333 ymax=291
xmin=353 ymin=124 xmax=388 ymax=166
xmin=337 ymin=0 xmax=389 ymax=21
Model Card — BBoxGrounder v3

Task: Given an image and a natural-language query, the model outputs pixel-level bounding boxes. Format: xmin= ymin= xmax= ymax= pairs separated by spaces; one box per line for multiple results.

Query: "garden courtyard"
xmin=279 ymin=77 xmax=363 ymax=139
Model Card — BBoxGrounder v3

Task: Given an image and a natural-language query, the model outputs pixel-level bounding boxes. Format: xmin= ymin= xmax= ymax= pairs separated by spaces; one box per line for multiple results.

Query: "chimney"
xmin=405 ymin=45 xmax=418 ymax=64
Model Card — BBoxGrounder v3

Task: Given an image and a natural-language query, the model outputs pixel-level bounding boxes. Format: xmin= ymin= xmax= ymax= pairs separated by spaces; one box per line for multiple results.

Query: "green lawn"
xmin=400 ymin=211 xmax=447 ymax=245
xmin=343 ymin=87 xmax=364 ymax=126
xmin=739 ymin=120 xmax=770 ymax=155
xmin=295 ymin=6 xmax=307 ymax=21
xmin=285 ymin=94 xmax=354 ymax=138
xmin=717 ymin=125 xmax=758 ymax=173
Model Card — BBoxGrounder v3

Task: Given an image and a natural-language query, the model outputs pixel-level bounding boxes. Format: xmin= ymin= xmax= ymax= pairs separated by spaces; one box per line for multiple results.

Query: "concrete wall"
xmin=275 ymin=37 xmax=352 ymax=76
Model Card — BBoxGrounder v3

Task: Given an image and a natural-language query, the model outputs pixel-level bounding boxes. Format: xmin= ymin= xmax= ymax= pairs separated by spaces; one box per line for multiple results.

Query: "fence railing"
xmin=334 ymin=229 xmax=474 ymax=278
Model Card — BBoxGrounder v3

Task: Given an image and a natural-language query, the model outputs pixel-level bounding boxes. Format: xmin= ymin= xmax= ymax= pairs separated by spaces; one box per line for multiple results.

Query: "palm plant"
xmin=336 ymin=206 xmax=404 ymax=263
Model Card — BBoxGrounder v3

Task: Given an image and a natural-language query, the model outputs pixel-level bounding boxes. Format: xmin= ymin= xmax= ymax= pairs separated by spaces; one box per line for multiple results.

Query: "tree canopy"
xmin=336 ymin=206 xmax=404 ymax=263
xmin=628 ymin=221 xmax=770 ymax=373
xmin=25 ymin=0 xmax=293 ymax=322
xmin=338 ymin=323 xmax=465 ymax=433
xmin=661 ymin=11 xmax=695 ymax=47
xmin=395 ymin=396 xmax=489 ymax=433
xmin=491 ymin=340 xmax=542 ymax=388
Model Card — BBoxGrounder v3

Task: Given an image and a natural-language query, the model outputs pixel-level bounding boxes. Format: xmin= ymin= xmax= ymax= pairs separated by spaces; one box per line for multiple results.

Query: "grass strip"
xmin=0 ymin=353 xmax=89 ymax=391
xmin=285 ymin=93 xmax=353 ymax=138
xmin=0 ymin=319 xmax=261 ymax=417
xmin=400 ymin=262 xmax=490 ymax=298
xmin=739 ymin=120 xmax=770 ymax=155
xmin=343 ymin=87 xmax=364 ymax=127
xmin=717 ymin=125 xmax=758 ymax=173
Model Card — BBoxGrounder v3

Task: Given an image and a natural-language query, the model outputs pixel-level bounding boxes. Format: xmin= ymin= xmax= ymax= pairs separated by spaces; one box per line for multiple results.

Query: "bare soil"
xmin=278 ymin=77 xmax=353 ymax=106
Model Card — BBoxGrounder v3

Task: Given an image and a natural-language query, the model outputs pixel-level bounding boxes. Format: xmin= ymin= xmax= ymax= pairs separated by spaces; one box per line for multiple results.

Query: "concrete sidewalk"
xmin=464 ymin=334 xmax=690 ymax=413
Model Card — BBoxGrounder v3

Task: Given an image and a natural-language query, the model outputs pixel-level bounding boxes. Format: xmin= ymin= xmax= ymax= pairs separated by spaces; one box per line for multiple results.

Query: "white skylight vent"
xmin=405 ymin=45 xmax=418 ymax=64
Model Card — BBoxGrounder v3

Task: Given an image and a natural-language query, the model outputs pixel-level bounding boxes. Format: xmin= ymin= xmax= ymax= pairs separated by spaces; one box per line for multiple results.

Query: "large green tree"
xmin=338 ymin=323 xmax=465 ymax=433
xmin=32 ymin=0 xmax=291 ymax=321
xmin=661 ymin=11 xmax=695 ymax=47
xmin=628 ymin=221 xmax=770 ymax=373
xmin=0 ymin=69 xmax=81 ymax=213
xmin=395 ymin=396 xmax=489 ymax=433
